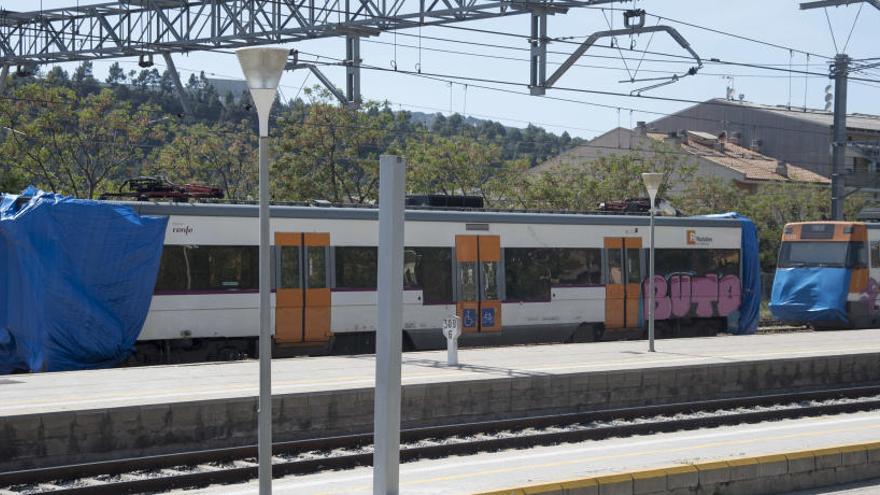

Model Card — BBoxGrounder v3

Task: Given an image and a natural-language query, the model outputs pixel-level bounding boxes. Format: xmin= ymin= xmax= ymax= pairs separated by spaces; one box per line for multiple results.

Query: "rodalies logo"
xmin=171 ymin=223 xmax=193 ymax=236
xmin=687 ymin=230 xmax=712 ymax=246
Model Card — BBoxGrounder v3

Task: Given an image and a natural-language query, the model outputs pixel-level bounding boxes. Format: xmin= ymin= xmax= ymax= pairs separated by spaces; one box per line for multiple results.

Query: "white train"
xmin=125 ymin=202 xmax=752 ymax=362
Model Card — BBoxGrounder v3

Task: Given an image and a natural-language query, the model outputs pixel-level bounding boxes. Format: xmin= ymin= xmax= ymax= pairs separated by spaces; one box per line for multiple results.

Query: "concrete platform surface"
xmin=182 ymin=411 xmax=880 ymax=495
xmin=786 ymin=479 xmax=880 ymax=494
xmin=4 ymin=329 xmax=880 ymax=417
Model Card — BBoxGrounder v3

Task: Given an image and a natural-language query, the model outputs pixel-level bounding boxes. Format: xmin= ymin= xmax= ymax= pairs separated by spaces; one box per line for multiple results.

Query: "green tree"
xmin=510 ymin=141 xmax=694 ymax=211
xmin=272 ymin=89 xmax=399 ymax=203
xmin=150 ymin=121 xmax=258 ymax=200
xmin=403 ymin=132 xmax=516 ymax=206
xmin=0 ymin=84 xmax=158 ymax=198
xmin=106 ymin=62 xmax=126 ymax=85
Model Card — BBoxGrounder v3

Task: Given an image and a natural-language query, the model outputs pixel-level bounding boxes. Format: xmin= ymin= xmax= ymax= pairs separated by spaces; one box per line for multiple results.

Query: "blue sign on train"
xmin=462 ymin=309 xmax=477 ymax=328
xmin=482 ymin=308 xmax=495 ymax=327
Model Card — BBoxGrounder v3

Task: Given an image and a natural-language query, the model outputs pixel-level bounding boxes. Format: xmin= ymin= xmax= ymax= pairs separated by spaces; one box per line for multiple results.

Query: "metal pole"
xmin=831 ymin=53 xmax=849 ymax=220
xmin=258 ymin=133 xmax=272 ymax=495
xmin=648 ymin=200 xmax=656 ymax=352
xmin=0 ymin=64 xmax=9 ymax=95
xmin=346 ymin=34 xmax=361 ymax=106
xmin=161 ymin=52 xmax=194 ymax=121
xmin=374 ymin=155 xmax=405 ymax=495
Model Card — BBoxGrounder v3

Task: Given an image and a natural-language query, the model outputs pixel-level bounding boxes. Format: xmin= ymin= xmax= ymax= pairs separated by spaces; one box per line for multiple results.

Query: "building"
xmin=532 ymin=125 xmax=829 ymax=194
xmin=204 ymin=77 xmax=249 ymax=104
xmin=647 ymin=98 xmax=880 ymax=189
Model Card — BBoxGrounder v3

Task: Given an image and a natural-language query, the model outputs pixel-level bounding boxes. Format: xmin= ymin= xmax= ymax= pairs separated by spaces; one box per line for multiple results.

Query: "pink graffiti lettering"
xmin=643 ymin=274 xmax=742 ymax=320
xmin=669 ymin=274 xmax=692 ymax=318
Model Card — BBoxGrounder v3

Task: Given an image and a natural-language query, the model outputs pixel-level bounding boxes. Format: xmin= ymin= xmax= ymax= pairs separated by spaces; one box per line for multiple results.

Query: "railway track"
xmin=4 ymin=385 xmax=880 ymax=494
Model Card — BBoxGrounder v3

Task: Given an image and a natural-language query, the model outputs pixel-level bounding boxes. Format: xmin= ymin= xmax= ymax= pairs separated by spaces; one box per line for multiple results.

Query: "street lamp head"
xmin=641 ymin=172 xmax=664 ymax=202
xmin=236 ymin=46 xmax=290 ymax=136
xmin=236 ymin=46 xmax=289 ymax=91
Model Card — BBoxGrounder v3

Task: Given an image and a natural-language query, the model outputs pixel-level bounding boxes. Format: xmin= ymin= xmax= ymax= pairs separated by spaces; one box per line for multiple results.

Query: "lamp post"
xmin=236 ymin=46 xmax=289 ymax=495
xmin=641 ymin=172 xmax=664 ymax=353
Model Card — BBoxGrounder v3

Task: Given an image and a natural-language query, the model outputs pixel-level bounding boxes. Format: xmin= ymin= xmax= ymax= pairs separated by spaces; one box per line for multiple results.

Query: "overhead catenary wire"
xmin=292 ymin=48 xmax=876 ymax=138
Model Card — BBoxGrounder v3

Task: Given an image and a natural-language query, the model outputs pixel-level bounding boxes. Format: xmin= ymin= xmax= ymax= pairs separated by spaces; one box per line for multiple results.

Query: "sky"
xmin=2 ymin=0 xmax=879 ymax=139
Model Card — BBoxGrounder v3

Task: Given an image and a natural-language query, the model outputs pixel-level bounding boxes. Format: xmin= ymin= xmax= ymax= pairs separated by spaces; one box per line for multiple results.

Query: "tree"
xmin=404 ymin=131 xmax=522 ymax=206
xmin=0 ymin=84 xmax=158 ymax=198
xmin=672 ymin=175 xmax=743 ymax=216
xmin=510 ymin=140 xmax=695 ymax=211
xmin=150 ymin=121 xmax=258 ymax=200
xmin=272 ymin=89 xmax=399 ymax=203
xmin=0 ymin=167 xmax=27 ymax=193
xmin=106 ymin=62 xmax=126 ymax=85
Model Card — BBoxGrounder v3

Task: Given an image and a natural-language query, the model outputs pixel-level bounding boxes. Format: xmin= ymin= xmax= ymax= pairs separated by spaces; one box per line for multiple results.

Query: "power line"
xmin=361 ymin=35 xmax=827 ymax=80
xmin=294 ymin=49 xmax=867 ymax=139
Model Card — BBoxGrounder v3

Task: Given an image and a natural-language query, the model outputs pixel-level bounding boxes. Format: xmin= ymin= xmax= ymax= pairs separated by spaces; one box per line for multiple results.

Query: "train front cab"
xmin=771 ymin=222 xmax=877 ymax=328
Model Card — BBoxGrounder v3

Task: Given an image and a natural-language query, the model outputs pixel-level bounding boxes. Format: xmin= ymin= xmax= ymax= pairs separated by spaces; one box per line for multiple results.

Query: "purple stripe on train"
xmin=643 ymin=273 xmax=742 ymax=320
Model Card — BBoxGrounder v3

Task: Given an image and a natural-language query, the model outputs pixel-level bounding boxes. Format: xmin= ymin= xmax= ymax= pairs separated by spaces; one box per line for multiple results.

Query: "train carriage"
xmin=771 ymin=221 xmax=880 ymax=329
xmin=127 ymin=202 xmax=757 ymax=362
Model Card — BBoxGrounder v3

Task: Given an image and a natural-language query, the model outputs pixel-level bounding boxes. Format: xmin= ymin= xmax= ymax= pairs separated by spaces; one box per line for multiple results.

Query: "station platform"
xmin=3 ymin=330 xmax=880 ymax=472
xmin=183 ymin=410 xmax=880 ymax=494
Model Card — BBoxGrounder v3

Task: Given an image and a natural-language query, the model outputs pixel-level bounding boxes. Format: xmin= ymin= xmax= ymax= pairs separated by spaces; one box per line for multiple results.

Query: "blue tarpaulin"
xmin=700 ymin=212 xmax=760 ymax=334
xmin=769 ymin=267 xmax=850 ymax=324
xmin=0 ymin=188 xmax=168 ymax=373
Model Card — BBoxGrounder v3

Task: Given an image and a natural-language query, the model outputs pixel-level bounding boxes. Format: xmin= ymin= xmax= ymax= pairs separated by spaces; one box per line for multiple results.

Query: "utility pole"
xmin=830 ymin=54 xmax=849 ymax=220
xmin=798 ymin=0 xmax=880 ymax=219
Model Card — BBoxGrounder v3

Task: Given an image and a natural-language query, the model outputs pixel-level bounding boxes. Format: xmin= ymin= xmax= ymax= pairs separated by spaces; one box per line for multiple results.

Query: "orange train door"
xmin=455 ymin=235 xmax=502 ymax=333
xmin=274 ymin=232 xmax=331 ymax=344
xmin=604 ymin=237 xmax=643 ymax=330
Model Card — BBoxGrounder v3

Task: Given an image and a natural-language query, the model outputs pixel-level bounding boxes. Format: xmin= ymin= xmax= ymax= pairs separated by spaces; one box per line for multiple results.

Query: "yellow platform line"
xmin=473 ymin=440 xmax=880 ymax=495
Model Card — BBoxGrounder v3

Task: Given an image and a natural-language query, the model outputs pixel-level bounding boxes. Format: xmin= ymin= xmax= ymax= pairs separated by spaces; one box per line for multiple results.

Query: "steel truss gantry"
xmin=0 ymin=0 xmax=630 ymax=110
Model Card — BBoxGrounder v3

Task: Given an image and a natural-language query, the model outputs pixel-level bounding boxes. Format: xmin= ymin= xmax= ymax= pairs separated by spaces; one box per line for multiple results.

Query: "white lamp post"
xmin=641 ymin=172 xmax=664 ymax=353
xmin=236 ymin=46 xmax=289 ymax=495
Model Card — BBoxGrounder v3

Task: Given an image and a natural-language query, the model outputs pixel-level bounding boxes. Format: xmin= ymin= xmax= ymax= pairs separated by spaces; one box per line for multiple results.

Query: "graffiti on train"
xmin=642 ymin=273 xmax=742 ymax=319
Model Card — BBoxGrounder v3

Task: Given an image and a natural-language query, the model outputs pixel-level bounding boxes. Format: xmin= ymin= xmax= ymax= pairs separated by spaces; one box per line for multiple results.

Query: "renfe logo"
xmin=171 ymin=223 xmax=193 ymax=236
xmin=687 ymin=230 xmax=712 ymax=246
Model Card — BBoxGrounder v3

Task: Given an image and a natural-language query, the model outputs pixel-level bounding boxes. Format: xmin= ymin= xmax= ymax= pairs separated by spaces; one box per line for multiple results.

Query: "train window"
xmin=459 ymin=262 xmax=479 ymax=301
xmin=335 ymin=247 xmax=377 ymax=289
xmin=607 ymin=249 xmax=623 ymax=285
xmin=849 ymin=242 xmax=868 ymax=269
xmin=554 ymin=249 xmax=602 ymax=285
xmin=406 ymin=248 xmax=453 ymax=304
xmin=307 ymin=247 xmax=327 ymax=288
xmin=154 ymin=245 xmax=258 ymax=292
xmin=655 ymin=249 xmax=740 ymax=276
xmin=280 ymin=246 xmax=300 ymax=289
xmin=778 ymin=242 xmax=850 ymax=268
xmin=155 ymin=246 xmax=188 ymax=291
xmin=626 ymin=248 xmax=641 ymax=284
xmin=482 ymin=262 xmax=499 ymax=300
xmin=505 ymin=249 xmax=552 ymax=302
xmin=872 ymin=241 xmax=880 ymax=268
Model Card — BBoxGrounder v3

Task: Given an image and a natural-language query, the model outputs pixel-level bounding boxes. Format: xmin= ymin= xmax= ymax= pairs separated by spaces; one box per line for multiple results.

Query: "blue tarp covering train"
xmin=769 ymin=267 xmax=851 ymax=324
xmin=701 ymin=212 xmax=760 ymax=335
xmin=0 ymin=188 xmax=167 ymax=373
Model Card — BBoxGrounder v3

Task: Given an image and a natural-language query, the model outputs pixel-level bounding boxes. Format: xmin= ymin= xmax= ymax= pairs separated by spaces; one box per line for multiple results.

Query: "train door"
xmin=274 ymin=232 xmax=331 ymax=344
xmin=604 ymin=237 xmax=643 ymax=330
xmin=455 ymin=235 xmax=502 ymax=333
